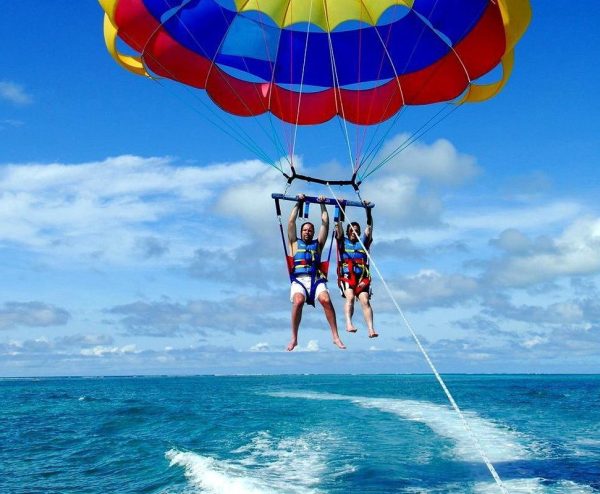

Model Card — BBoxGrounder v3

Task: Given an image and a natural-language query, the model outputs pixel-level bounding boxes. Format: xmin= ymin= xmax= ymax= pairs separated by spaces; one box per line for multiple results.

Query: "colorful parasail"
xmin=99 ymin=0 xmax=531 ymax=127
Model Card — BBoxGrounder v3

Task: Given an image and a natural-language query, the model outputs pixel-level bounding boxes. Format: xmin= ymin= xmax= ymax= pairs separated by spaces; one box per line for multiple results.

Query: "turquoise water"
xmin=1 ymin=375 xmax=599 ymax=493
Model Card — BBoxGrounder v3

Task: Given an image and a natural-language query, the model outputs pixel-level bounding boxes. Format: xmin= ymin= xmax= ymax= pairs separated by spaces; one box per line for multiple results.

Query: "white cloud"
xmin=0 ymin=301 xmax=70 ymax=330
xmin=521 ymin=336 xmax=548 ymax=349
xmin=374 ymin=135 xmax=480 ymax=185
xmin=501 ymin=171 xmax=553 ymax=200
xmin=57 ymin=334 xmax=114 ymax=348
xmin=378 ymin=200 xmax=587 ymax=273
xmin=490 ymin=228 xmax=536 ymax=253
xmin=2 ymin=324 xmax=599 ymax=375
xmin=250 ymin=342 xmax=271 ymax=352
xmin=488 ymin=216 xmax=600 ymax=286
xmin=452 ymin=201 xmax=582 ymax=232
xmin=9 ymin=336 xmax=49 ymax=351
xmin=80 ymin=344 xmax=138 ymax=357
xmin=360 ymin=174 xmax=443 ymax=228
xmin=216 ymin=165 xmax=284 ymax=231
xmin=0 ymin=81 xmax=32 ymax=105
xmin=3 ymin=136 xmax=600 ymax=375
xmin=108 ymin=295 xmax=287 ymax=337
xmin=0 ymin=119 xmax=24 ymax=130
xmin=464 ymin=352 xmax=492 ymax=361
xmin=392 ymin=269 xmax=479 ymax=309
xmin=2 ymin=155 xmax=263 ymax=198
xmin=0 ymin=137 xmax=486 ymax=266
xmin=0 ymin=155 xmax=268 ymax=263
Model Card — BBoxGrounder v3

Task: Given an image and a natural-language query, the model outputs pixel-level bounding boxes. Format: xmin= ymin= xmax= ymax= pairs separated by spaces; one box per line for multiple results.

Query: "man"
xmin=287 ymin=194 xmax=346 ymax=352
xmin=335 ymin=202 xmax=378 ymax=338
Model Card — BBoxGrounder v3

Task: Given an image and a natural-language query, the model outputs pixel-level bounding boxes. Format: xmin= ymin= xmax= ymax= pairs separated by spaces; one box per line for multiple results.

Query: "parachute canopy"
xmin=100 ymin=0 xmax=531 ymax=126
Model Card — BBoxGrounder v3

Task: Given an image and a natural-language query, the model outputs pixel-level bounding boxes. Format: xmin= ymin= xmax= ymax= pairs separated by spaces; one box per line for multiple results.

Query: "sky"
xmin=1 ymin=1 xmax=599 ymax=377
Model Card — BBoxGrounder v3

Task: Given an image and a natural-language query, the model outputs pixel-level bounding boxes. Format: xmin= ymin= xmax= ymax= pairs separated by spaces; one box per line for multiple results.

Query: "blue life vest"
xmin=293 ymin=239 xmax=321 ymax=275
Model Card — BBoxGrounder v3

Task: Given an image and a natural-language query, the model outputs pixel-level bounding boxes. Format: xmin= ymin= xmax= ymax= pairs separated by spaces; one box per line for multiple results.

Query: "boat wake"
xmin=268 ymin=391 xmax=594 ymax=494
xmin=166 ymin=430 xmax=354 ymax=494
xmin=269 ymin=390 xmax=528 ymax=462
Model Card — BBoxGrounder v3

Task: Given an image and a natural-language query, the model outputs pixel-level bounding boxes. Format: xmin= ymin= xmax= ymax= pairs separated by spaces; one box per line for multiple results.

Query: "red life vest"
xmin=337 ymin=236 xmax=371 ymax=296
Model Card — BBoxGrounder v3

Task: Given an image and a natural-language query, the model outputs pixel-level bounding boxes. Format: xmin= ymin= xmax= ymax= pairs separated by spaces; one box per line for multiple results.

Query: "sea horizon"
xmin=2 ymin=371 xmax=600 ymax=379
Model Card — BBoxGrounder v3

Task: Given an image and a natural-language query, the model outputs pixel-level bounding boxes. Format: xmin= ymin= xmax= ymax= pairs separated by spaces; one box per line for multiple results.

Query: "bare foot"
xmin=346 ymin=325 xmax=358 ymax=333
xmin=333 ymin=338 xmax=346 ymax=349
xmin=287 ymin=340 xmax=298 ymax=351
xmin=368 ymin=329 xmax=379 ymax=338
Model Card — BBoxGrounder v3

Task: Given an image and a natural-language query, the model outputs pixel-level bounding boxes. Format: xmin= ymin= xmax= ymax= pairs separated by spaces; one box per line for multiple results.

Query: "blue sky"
xmin=1 ymin=2 xmax=599 ymax=377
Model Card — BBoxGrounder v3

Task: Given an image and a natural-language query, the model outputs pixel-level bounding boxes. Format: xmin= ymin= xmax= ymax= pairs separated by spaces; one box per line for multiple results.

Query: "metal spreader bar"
xmin=271 ymin=193 xmax=374 ymax=209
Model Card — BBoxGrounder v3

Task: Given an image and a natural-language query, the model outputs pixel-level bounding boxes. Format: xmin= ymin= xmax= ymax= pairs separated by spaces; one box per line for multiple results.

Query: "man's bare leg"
xmin=288 ymin=293 xmax=305 ymax=351
xmin=344 ymin=288 xmax=358 ymax=332
xmin=358 ymin=291 xmax=377 ymax=338
xmin=318 ymin=292 xmax=346 ymax=349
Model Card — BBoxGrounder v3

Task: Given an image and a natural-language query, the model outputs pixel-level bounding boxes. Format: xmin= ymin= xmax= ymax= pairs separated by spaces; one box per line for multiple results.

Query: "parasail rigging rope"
xmin=360 ymin=103 xmax=459 ymax=180
xmin=290 ymin=0 xmax=315 ymax=168
xmin=130 ymin=1 xmax=289 ymax=172
xmin=359 ymin=0 xmax=489 ymax=180
xmin=327 ymin=183 xmax=509 ymax=494
xmin=322 ymin=0 xmax=358 ymax=178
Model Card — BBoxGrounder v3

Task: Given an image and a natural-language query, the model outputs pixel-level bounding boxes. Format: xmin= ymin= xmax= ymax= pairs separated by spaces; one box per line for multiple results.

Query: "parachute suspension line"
xmin=362 ymin=102 xmax=460 ymax=180
xmin=353 ymin=22 xmax=409 ymax=180
xmin=322 ymin=0 xmax=356 ymax=177
xmin=254 ymin=3 xmax=293 ymax=167
xmin=284 ymin=1 xmax=296 ymax=163
xmin=361 ymin=1 xmax=490 ymax=178
xmin=411 ymin=4 xmax=483 ymax=89
xmin=290 ymin=0 xmax=315 ymax=171
xmin=358 ymin=0 xmax=452 ymax=180
xmin=264 ymin=79 xmax=292 ymax=168
xmin=114 ymin=19 xmax=277 ymax=167
xmin=128 ymin=17 xmax=282 ymax=171
xmin=356 ymin=107 xmax=405 ymax=177
xmin=359 ymin=0 xmax=488 ymax=181
xmin=352 ymin=3 xmax=369 ymax=172
xmin=356 ymin=3 xmax=410 ymax=172
xmin=209 ymin=5 xmax=290 ymax=171
xmin=151 ymin=6 xmax=272 ymax=163
xmin=356 ymin=0 xmax=441 ymax=179
xmin=354 ymin=97 xmax=408 ymax=179
xmin=360 ymin=103 xmax=451 ymax=179
xmin=326 ymin=184 xmax=509 ymax=494
xmin=169 ymin=2 xmax=287 ymax=172
xmin=354 ymin=0 xmax=397 ymax=174
xmin=266 ymin=19 xmax=295 ymax=171
xmin=282 ymin=179 xmax=292 ymax=198
xmin=353 ymin=80 xmax=394 ymax=174
xmin=149 ymin=78 xmax=275 ymax=167
xmin=267 ymin=114 xmax=292 ymax=169
xmin=354 ymin=0 xmax=405 ymax=169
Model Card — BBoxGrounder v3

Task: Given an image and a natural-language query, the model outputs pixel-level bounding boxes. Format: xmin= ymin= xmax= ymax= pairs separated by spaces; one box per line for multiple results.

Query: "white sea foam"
xmin=166 ymin=430 xmax=348 ymax=494
xmin=269 ymin=391 xmax=528 ymax=462
xmin=573 ymin=438 xmax=600 ymax=447
xmin=570 ymin=437 xmax=600 ymax=457
xmin=166 ymin=450 xmax=270 ymax=494
xmin=403 ymin=479 xmax=597 ymax=494
xmin=474 ymin=479 xmax=597 ymax=494
xmin=269 ymin=391 xmax=554 ymax=493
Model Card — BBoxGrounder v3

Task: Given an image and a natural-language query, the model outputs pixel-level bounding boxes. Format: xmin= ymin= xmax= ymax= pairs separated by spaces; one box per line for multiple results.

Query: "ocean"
xmin=1 ymin=375 xmax=599 ymax=493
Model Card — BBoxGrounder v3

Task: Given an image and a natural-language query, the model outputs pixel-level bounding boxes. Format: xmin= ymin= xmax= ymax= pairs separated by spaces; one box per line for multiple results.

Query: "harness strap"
xmin=288 ymin=256 xmax=330 ymax=306
xmin=337 ymin=245 xmax=371 ymax=297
